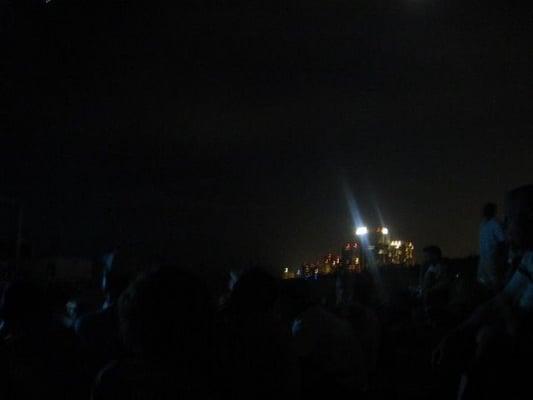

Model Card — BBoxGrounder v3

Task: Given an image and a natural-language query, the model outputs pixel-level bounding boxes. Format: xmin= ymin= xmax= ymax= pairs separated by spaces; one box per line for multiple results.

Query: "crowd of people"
xmin=0 ymin=184 xmax=532 ymax=399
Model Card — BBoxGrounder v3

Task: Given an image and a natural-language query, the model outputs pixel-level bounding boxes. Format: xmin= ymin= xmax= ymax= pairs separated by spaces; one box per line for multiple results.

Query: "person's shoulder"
xmin=521 ymin=252 xmax=533 ymax=273
xmin=98 ymin=358 xmax=151 ymax=378
xmin=431 ymin=262 xmax=447 ymax=275
xmin=486 ymin=218 xmax=503 ymax=229
xmin=426 ymin=264 xmax=438 ymax=273
xmin=75 ymin=310 xmax=96 ymax=330
xmin=94 ymin=359 xmax=146 ymax=390
xmin=92 ymin=360 xmax=121 ymax=399
xmin=75 ymin=307 xmax=113 ymax=335
xmin=79 ymin=305 xmax=116 ymax=324
xmin=94 ymin=358 xmax=185 ymax=400
xmin=480 ymin=217 xmax=499 ymax=227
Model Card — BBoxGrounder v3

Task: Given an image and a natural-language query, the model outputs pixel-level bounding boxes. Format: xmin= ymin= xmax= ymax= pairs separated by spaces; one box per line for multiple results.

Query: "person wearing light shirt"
xmin=433 ymin=185 xmax=533 ymax=399
xmin=477 ymin=203 xmax=507 ymax=292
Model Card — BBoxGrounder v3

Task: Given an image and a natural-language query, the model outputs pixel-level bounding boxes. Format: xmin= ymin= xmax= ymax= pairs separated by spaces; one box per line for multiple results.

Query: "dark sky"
xmin=2 ymin=0 xmax=533 ymax=271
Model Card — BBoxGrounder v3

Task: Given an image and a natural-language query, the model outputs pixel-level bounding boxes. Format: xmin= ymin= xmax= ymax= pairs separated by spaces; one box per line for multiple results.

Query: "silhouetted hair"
xmin=507 ymin=185 xmax=533 ymax=250
xmin=352 ymin=270 xmax=376 ymax=306
xmin=483 ymin=203 xmax=497 ymax=219
xmin=228 ymin=268 xmax=279 ymax=316
xmin=507 ymin=185 xmax=533 ymax=215
xmin=423 ymin=245 xmax=442 ymax=259
xmin=280 ymin=278 xmax=316 ymax=315
xmin=0 ymin=280 xmax=46 ymax=324
xmin=101 ymin=250 xmax=137 ymax=301
xmin=119 ymin=266 xmax=214 ymax=359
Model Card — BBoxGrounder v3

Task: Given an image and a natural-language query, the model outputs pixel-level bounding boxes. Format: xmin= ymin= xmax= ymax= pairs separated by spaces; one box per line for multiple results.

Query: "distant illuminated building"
xmin=321 ymin=253 xmax=339 ymax=275
xmin=357 ymin=226 xmax=391 ymax=245
xmin=389 ymin=240 xmax=415 ymax=266
xmin=340 ymin=241 xmax=362 ymax=272
xmin=356 ymin=226 xmax=389 ymax=267
xmin=282 ymin=267 xmax=296 ymax=280
xmin=356 ymin=226 xmax=414 ymax=267
xmin=298 ymin=264 xmax=313 ymax=279
xmin=282 ymin=225 xmax=414 ymax=278
xmin=355 ymin=227 xmax=368 ymax=236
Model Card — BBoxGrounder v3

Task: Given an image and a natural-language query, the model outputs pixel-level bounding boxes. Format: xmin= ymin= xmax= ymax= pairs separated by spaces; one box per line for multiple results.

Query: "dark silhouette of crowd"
xmin=0 ymin=184 xmax=532 ymax=399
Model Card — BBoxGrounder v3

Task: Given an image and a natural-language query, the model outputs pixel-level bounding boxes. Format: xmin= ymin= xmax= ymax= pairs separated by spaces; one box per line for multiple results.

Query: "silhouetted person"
xmin=434 ymin=185 xmax=533 ymax=399
xmin=286 ymin=279 xmax=366 ymax=399
xmin=339 ymin=273 xmax=381 ymax=383
xmin=93 ymin=266 xmax=215 ymax=400
xmin=0 ymin=280 xmax=87 ymax=399
xmin=217 ymin=269 xmax=241 ymax=309
xmin=217 ymin=268 xmax=299 ymax=400
xmin=75 ymin=252 xmax=130 ymax=374
xmin=335 ymin=267 xmax=357 ymax=307
xmin=477 ymin=203 xmax=506 ymax=292
xmin=420 ymin=246 xmax=450 ymax=318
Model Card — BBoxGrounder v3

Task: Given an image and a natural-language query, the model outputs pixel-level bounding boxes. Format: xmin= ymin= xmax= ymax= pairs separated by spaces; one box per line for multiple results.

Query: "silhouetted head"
xmin=423 ymin=245 xmax=442 ymax=264
xmin=482 ymin=203 xmax=497 ymax=219
xmin=227 ymin=268 xmax=279 ymax=317
xmin=0 ymin=280 xmax=46 ymax=332
xmin=352 ymin=271 xmax=375 ymax=306
xmin=280 ymin=279 xmax=316 ymax=320
xmin=100 ymin=253 xmax=130 ymax=304
xmin=119 ymin=266 xmax=214 ymax=362
xmin=228 ymin=269 xmax=241 ymax=291
xmin=505 ymin=185 xmax=533 ymax=251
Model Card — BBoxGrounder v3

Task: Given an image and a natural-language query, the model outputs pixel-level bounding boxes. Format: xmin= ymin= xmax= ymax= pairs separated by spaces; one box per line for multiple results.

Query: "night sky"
xmin=3 ymin=0 xmax=533 ymax=271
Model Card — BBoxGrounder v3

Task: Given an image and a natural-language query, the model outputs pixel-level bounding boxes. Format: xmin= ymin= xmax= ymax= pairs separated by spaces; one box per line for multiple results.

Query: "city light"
xmin=282 ymin=226 xmax=415 ymax=279
xmin=356 ymin=226 xmax=368 ymax=236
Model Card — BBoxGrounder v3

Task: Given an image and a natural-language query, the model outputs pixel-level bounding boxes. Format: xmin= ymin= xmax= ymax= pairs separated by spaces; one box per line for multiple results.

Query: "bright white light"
xmin=382 ymin=227 xmax=389 ymax=235
xmin=284 ymin=267 xmax=289 ymax=273
xmin=356 ymin=226 xmax=368 ymax=236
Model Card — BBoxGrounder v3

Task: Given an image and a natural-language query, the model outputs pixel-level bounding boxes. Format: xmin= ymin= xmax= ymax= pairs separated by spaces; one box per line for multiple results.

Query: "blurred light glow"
xmin=356 ymin=226 xmax=368 ymax=236
xmin=381 ymin=227 xmax=389 ymax=235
